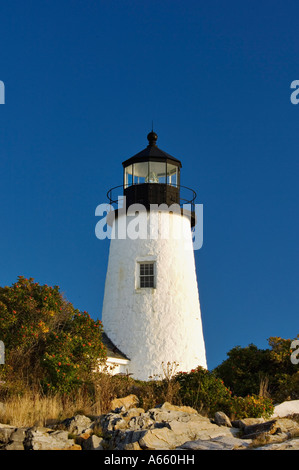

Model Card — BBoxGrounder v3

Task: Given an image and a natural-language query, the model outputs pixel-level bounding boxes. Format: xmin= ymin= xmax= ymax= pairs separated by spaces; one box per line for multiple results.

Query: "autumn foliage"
xmin=0 ymin=276 xmax=106 ymax=394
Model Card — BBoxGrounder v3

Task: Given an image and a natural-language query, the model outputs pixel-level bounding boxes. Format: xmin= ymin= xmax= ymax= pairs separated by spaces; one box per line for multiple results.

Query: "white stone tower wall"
xmin=101 ymin=210 xmax=207 ymax=381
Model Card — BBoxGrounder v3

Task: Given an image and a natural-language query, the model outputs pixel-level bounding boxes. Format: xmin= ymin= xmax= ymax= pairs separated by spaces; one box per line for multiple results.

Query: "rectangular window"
xmin=139 ymin=262 xmax=155 ymax=288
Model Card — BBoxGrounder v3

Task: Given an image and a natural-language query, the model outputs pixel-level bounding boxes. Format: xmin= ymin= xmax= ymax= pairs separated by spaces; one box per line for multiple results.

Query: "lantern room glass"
xmin=167 ymin=163 xmax=178 ymax=187
xmin=148 ymin=161 xmax=166 ymax=183
xmin=124 ymin=164 xmax=133 ymax=188
xmin=124 ymin=161 xmax=179 ymax=187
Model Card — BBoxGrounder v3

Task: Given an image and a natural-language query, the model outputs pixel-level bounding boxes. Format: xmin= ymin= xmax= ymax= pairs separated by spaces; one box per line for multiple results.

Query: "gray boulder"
xmin=214 ymin=411 xmax=232 ymax=427
xmin=24 ymin=427 xmax=75 ymax=450
xmin=61 ymin=414 xmax=92 ymax=435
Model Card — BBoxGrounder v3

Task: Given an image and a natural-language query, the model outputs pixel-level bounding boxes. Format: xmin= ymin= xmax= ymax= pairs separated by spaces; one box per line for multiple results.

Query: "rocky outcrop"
xmin=271 ymin=400 xmax=299 ymax=418
xmin=1 ymin=396 xmax=299 ymax=450
xmin=0 ymin=424 xmax=79 ymax=450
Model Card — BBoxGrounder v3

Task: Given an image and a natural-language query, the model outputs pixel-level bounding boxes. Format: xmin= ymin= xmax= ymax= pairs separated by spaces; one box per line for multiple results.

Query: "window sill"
xmin=135 ymin=287 xmax=156 ymax=294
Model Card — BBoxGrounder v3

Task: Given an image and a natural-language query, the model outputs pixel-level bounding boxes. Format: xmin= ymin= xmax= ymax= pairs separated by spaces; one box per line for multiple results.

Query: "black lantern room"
xmin=107 ymin=131 xmax=197 ymax=225
xmin=122 ymin=131 xmax=182 ymax=209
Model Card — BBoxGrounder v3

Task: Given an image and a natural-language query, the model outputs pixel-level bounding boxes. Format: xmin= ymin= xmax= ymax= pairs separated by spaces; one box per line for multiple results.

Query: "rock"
xmin=61 ymin=414 xmax=92 ymax=435
xmin=101 ymin=412 xmax=129 ymax=432
xmin=167 ymin=416 xmax=234 ymax=442
xmin=128 ymin=414 xmax=154 ymax=430
xmin=177 ymin=435 xmax=252 ymax=450
xmin=232 ymin=417 xmax=265 ymax=429
xmin=139 ymin=427 xmax=179 ymax=450
xmin=5 ymin=427 xmax=27 ymax=450
xmin=80 ymin=434 xmax=104 ymax=450
xmin=272 ymin=400 xmax=299 ymax=418
xmin=0 ymin=425 xmax=16 ymax=445
xmin=272 ymin=418 xmax=299 ymax=436
xmin=115 ymin=429 xmax=146 ymax=450
xmin=214 ymin=411 xmax=232 ymax=427
xmin=241 ymin=419 xmax=277 ymax=439
xmin=115 ymin=404 xmax=238 ymax=450
xmin=24 ymin=427 xmax=75 ymax=450
xmin=110 ymin=394 xmax=139 ymax=412
xmin=112 ymin=417 xmax=128 ymax=431
xmin=146 ymin=404 xmax=201 ymax=425
xmin=241 ymin=417 xmax=299 ymax=442
xmin=158 ymin=402 xmax=198 ymax=414
xmin=122 ymin=407 xmax=145 ymax=421
xmin=63 ymin=444 xmax=82 ymax=450
xmin=123 ymin=441 xmax=142 ymax=450
xmin=254 ymin=437 xmax=299 ymax=450
xmin=3 ymin=400 xmax=299 ymax=450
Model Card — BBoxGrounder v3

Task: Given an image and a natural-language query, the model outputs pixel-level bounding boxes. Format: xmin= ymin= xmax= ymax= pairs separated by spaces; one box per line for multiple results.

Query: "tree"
xmin=0 ymin=276 xmax=106 ymax=394
xmin=214 ymin=338 xmax=299 ymax=401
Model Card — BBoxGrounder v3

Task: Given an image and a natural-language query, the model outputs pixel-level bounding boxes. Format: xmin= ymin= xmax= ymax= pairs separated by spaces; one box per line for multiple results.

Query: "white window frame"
xmin=136 ymin=258 xmax=156 ymax=290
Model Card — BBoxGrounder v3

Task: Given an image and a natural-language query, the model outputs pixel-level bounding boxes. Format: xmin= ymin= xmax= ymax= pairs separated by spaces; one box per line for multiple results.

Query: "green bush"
xmin=228 ymin=395 xmax=274 ymax=419
xmin=0 ymin=276 xmax=106 ymax=394
xmin=173 ymin=366 xmax=273 ymax=419
xmin=214 ymin=338 xmax=299 ymax=402
xmin=174 ymin=366 xmax=232 ymax=415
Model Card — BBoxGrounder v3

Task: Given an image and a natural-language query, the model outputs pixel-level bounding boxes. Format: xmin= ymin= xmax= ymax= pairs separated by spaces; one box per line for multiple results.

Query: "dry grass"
xmin=0 ymin=391 xmax=97 ymax=427
xmin=0 ymin=362 xmax=183 ymax=427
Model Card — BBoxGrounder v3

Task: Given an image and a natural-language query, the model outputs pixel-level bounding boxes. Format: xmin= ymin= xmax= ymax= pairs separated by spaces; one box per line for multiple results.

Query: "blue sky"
xmin=0 ymin=0 xmax=298 ymax=370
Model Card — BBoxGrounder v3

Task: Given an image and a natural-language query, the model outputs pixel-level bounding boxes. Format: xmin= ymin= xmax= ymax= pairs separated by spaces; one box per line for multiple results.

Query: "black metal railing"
xmin=106 ymin=183 xmax=197 ymax=213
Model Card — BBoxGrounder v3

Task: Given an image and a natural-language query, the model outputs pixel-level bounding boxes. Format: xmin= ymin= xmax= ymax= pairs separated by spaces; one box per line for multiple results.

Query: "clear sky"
xmin=0 ymin=0 xmax=298 ymax=370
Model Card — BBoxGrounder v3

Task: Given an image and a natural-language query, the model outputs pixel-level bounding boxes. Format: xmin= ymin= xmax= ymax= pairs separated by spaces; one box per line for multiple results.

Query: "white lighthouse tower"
xmin=101 ymin=131 xmax=207 ymax=380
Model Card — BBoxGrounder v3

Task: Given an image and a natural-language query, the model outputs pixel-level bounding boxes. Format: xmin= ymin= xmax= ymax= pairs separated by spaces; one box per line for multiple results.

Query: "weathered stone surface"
xmin=272 ymin=400 xmax=299 ymax=418
xmin=24 ymin=427 xmax=75 ymax=450
xmin=168 ymin=415 xmax=234 ymax=442
xmin=81 ymin=434 xmax=104 ymax=450
xmin=6 ymin=427 xmax=27 ymax=450
xmin=214 ymin=411 xmax=232 ymax=427
xmin=254 ymin=437 xmax=299 ymax=450
xmin=62 ymin=444 xmax=82 ymax=450
xmin=272 ymin=418 xmax=299 ymax=436
xmin=0 ymin=425 xmax=16 ymax=444
xmin=123 ymin=441 xmax=142 ymax=450
xmin=110 ymin=394 xmax=139 ymax=412
xmin=61 ymin=414 xmax=92 ymax=435
xmin=232 ymin=417 xmax=265 ymax=429
xmin=177 ymin=435 xmax=252 ymax=450
xmin=158 ymin=402 xmax=198 ymax=414
xmin=122 ymin=407 xmax=145 ymax=421
xmin=2 ymin=399 xmax=299 ymax=450
xmin=139 ymin=427 xmax=179 ymax=450
xmin=241 ymin=419 xmax=277 ymax=439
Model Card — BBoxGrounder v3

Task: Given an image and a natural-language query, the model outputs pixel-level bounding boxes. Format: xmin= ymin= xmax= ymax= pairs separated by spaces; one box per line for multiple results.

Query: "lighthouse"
xmin=101 ymin=131 xmax=207 ymax=380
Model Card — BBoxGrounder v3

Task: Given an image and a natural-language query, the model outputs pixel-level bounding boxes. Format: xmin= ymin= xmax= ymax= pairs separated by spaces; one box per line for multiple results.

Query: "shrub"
xmin=228 ymin=395 xmax=274 ymax=419
xmin=0 ymin=276 xmax=106 ymax=394
xmin=173 ymin=366 xmax=273 ymax=419
xmin=214 ymin=338 xmax=299 ymax=402
xmin=174 ymin=366 xmax=232 ymax=415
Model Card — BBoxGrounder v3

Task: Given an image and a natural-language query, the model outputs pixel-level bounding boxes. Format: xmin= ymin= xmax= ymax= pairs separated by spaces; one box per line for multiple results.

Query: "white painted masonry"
xmin=101 ymin=208 xmax=207 ymax=381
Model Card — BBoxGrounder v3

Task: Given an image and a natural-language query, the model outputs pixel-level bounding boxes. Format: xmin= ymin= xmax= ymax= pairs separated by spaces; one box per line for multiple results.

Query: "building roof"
xmin=102 ymin=332 xmax=130 ymax=361
xmin=122 ymin=131 xmax=182 ymax=168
